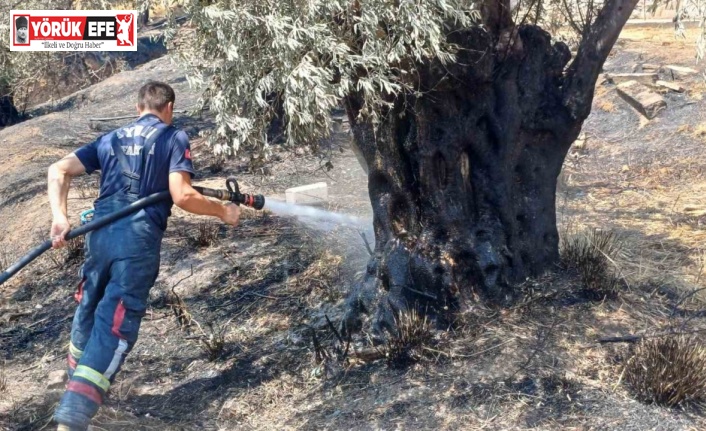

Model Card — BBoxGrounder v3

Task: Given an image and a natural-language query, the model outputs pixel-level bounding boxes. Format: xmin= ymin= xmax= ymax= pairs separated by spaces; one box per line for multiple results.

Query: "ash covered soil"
xmin=2 ymin=24 xmax=706 ymax=431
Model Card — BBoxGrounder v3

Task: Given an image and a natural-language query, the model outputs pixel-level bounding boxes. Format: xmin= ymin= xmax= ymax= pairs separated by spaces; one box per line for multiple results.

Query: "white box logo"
xmin=11 ymin=10 xmax=138 ymax=52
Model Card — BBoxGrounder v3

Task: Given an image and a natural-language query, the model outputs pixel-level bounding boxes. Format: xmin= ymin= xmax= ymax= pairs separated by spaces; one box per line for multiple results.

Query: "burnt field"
xmin=2 ymin=23 xmax=706 ymax=431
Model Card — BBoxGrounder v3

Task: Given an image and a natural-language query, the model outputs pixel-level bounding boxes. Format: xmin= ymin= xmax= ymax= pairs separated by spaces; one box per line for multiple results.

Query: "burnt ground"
xmin=2 ymin=24 xmax=706 ymax=431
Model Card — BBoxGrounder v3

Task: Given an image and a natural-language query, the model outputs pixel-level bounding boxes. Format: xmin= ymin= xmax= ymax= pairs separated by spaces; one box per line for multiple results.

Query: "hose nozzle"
xmin=239 ymin=193 xmax=265 ymax=210
xmin=225 ymin=177 xmax=265 ymax=210
xmin=194 ymin=177 xmax=265 ymax=209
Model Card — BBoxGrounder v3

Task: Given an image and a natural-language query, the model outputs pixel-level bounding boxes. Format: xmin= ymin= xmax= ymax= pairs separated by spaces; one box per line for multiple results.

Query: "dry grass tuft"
xmin=0 ymin=245 xmax=15 ymax=271
xmin=75 ymin=183 xmax=99 ymax=200
xmin=382 ymin=309 xmax=435 ymax=368
xmin=560 ymin=229 xmax=623 ymax=299
xmin=624 ymin=336 xmax=706 ymax=408
xmin=168 ymin=289 xmax=193 ymax=328
xmin=196 ymin=322 xmax=227 ymax=362
xmin=187 ymin=221 xmax=221 ymax=247
xmin=694 ymin=123 xmax=706 ymax=141
xmin=65 ymin=236 xmax=85 ymax=263
xmin=74 ymin=175 xmax=100 ymax=200
xmin=167 ymin=269 xmax=195 ymax=328
xmin=45 ymin=235 xmax=85 ymax=267
xmin=296 ymin=250 xmax=344 ymax=301
xmin=168 ymin=292 xmax=226 ymax=360
xmin=0 ymin=362 xmax=7 ymax=392
xmin=677 ymin=124 xmax=692 ymax=134
xmin=598 ymin=100 xmax=616 ymax=112
xmin=165 ymin=267 xmax=227 ymax=361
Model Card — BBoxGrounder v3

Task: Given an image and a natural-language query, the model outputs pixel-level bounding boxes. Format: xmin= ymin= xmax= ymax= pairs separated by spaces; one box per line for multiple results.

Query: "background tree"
xmin=172 ymin=0 xmax=642 ymax=334
xmin=667 ymin=0 xmax=706 ymax=59
xmin=0 ymin=54 xmax=19 ymax=127
xmin=0 ymin=1 xmax=20 ymax=127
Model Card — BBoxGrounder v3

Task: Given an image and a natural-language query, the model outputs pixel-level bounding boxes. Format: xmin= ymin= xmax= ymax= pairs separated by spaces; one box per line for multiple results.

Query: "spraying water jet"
xmin=263 ymin=199 xmax=366 ymax=230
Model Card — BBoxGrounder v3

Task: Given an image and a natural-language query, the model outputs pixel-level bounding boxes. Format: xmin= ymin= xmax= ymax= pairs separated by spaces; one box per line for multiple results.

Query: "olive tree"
xmin=669 ymin=0 xmax=706 ymax=60
xmin=172 ymin=0 xmax=643 ymax=334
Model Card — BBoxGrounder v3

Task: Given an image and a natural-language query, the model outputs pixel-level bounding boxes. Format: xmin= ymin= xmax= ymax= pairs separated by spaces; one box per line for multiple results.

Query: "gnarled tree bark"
xmin=342 ymin=0 xmax=639 ymax=335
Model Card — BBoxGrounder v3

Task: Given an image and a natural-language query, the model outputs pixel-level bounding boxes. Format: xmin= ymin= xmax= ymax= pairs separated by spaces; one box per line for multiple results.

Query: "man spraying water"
xmin=48 ymin=81 xmax=240 ymax=430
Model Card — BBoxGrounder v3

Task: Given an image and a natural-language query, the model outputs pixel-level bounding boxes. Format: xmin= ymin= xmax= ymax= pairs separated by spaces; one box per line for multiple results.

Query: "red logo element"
xmin=185 ymin=149 xmax=192 ymax=160
xmin=115 ymin=13 xmax=134 ymax=46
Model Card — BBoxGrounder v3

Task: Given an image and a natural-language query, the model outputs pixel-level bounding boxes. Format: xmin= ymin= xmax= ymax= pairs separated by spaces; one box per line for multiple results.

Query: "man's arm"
xmin=169 ymin=172 xmax=240 ymax=225
xmin=48 ymin=153 xmax=86 ymax=249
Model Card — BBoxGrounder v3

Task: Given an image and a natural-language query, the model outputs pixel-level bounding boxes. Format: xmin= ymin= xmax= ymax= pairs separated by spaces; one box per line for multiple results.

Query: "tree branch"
xmin=481 ymin=0 xmax=514 ymax=32
xmin=562 ymin=0 xmax=639 ymax=120
xmin=561 ymin=0 xmax=585 ymax=35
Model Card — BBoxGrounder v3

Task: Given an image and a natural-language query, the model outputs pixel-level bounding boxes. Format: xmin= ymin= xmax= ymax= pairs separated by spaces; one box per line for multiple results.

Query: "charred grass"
xmin=4 ymin=192 xmax=706 ymax=430
xmin=381 ymin=310 xmax=435 ymax=368
xmin=560 ymin=227 xmax=625 ymax=300
xmin=64 ymin=236 xmax=85 ymax=264
xmin=624 ymin=335 xmax=706 ymax=408
xmin=0 ymin=362 xmax=6 ymax=393
xmin=186 ymin=220 xmax=221 ymax=248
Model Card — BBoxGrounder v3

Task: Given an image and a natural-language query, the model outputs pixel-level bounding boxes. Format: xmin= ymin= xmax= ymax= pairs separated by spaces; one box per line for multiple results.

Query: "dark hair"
xmin=137 ymin=81 xmax=175 ymax=112
xmin=15 ymin=16 xmax=28 ymax=29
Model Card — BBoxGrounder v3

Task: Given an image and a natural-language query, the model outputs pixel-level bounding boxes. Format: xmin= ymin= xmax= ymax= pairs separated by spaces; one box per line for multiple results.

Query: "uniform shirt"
xmin=74 ymin=114 xmax=194 ymax=231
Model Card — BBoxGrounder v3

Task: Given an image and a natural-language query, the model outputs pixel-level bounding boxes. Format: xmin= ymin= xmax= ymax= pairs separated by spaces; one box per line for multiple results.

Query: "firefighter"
xmin=47 ymin=81 xmax=240 ymax=430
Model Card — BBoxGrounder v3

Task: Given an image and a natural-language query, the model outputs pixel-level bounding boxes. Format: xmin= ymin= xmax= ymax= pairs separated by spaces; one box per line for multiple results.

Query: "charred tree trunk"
xmin=266 ymin=91 xmax=286 ymax=145
xmin=342 ymin=0 xmax=638 ymax=335
xmin=138 ymin=4 xmax=150 ymax=28
xmin=138 ymin=9 xmax=150 ymax=27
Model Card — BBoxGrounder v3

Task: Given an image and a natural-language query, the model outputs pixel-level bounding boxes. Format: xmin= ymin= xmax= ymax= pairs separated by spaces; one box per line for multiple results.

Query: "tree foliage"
xmin=667 ymin=0 xmax=706 ymax=60
xmin=1 ymin=0 xmax=705 ymax=140
xmin=166 ymin=0 xmax=706 ymax=162
xmin=516 ymin=0 xmax=602 ymax=41
xmin=170 ymin=0 xmax=487 ymax=158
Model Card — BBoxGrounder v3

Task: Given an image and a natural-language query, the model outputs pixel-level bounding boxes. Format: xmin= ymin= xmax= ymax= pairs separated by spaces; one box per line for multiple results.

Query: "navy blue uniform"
xmin=74 ymin=113 xmax=194 ymax=230
xmin=54 ymin=114 xmax=194 ymax=430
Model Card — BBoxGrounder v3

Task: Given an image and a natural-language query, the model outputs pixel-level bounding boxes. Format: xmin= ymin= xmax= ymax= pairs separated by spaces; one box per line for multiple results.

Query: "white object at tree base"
xmin=285 ymin=182 xmax=328 ymax=206
xmin=664 ymin=65 xmax=698 ymax=77
xmin=616 ymin=80 xmax=666 ymax=119
xmin=655 ymin=80 xmax=685 ymax=93
xmin=605 ymin=72 xmax=658 ymax=85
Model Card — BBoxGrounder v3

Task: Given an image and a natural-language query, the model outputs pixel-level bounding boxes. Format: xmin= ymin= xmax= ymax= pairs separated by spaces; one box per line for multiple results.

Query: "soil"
xmin=1 ymin=23 xmax=706 ymax=431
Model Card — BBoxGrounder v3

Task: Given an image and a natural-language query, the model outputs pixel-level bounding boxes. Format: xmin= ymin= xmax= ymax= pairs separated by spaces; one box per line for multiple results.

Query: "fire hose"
xmin=0 ymin=177 xmax=264 ymax=286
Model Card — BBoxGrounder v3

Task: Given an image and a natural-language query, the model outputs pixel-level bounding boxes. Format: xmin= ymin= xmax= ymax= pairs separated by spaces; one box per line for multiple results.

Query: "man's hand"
xmin=169 ymin=172 xmax=241 ymax=227
xmin=50 ymin=216 xmax=71 ymax=249
xmin=220 ymin=203 xmax=241 ymax=226
xmin=48 ymin=153 xmax=86 ymax=248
